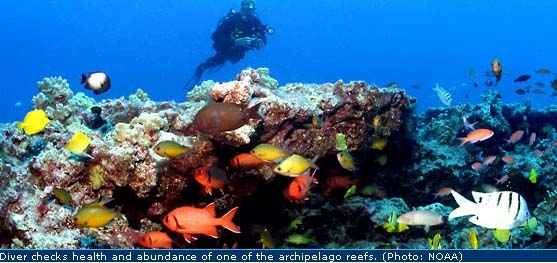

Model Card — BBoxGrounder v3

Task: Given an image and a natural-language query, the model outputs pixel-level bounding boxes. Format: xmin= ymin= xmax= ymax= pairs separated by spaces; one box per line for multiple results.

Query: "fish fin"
xmin=16 ymin=122 xmax=25 ymax=130
xmin=204 ymin=186 xmax=213 ymax=196
xmin=457 ymin=137 xmax=468 ymax=147
xmin=448 ymin=190 xmax=477 ymax=219
xmin=81 ymin=73 xmax=88 ymax=84
xmin=204 ymin=202 xmax=216 ymax=217
xmin=310 ymin=155 xmax=320 ymax=170
xmin=183 ymin=233 xmax=194 ymax=243
xmin=219 ymin=206 xmax=240 ymax=233
xmin=205 ymin=227 xmax=219 ymax=239
xmin=245 ymin=102 xmax=263 ymax=120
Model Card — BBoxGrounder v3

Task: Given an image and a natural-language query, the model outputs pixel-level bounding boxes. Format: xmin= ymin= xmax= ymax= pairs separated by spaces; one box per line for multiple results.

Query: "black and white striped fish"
xmin=448 ymin=190 xmax=530 ymax=229
xmin=432 ymin=83 xmax=452 ymax=106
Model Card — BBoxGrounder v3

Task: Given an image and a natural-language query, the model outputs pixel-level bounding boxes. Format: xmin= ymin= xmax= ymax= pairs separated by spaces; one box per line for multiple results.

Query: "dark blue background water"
xmin=1 ymin=0 xmax=556 ymax=123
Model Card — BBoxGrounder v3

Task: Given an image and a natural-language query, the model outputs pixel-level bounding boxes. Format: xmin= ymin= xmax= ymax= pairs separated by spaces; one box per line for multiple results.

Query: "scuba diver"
xmin=184 ymin=0 xmax=274 ymax=90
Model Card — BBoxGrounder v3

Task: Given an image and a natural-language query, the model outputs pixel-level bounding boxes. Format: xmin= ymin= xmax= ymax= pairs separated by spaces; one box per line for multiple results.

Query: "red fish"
xmin=283 ymin=170 xmax=318 ymax=201
xmin=162 ymin=203 xmax=240 ymax=243
xmin=323 ymin=174 xmax=358 ymax=196
xmin=432 ymin=187 xmax=453 ymax=199
xmin=229 ymin=153 xmax=265 ymax=170
xmin=501 ymin=155 xmax=516 ymax=164
xmin=193 ymin=166 xmax=230 ymax=195
xmin=506 ymin=130 xmax=524 ymax=145
xmin=138 ymin=231 xmax=173 ymax=249
xmin=458 ymin=128 xmax=494 ymax=146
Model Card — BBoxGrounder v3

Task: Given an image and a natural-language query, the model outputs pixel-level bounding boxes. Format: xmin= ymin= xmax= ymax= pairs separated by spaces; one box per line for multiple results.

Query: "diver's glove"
xmin=235 ymin=37 xmax=256 ymax=47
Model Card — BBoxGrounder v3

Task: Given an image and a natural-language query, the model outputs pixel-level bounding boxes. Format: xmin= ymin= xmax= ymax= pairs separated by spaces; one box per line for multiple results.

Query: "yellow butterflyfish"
xmin=65 ymin=131 xmax=92 ymax=158
xmin=17 ymin=109 xmax=51 ymax=135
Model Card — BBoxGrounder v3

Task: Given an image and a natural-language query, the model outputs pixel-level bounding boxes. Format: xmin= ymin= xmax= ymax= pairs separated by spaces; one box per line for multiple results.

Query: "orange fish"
xmin=491 ymin=58 xmax=503 ymax=83
xmin=432 ymin=187 xmax=453 ymax=199
xmin=193 ymin=166 xmax=230 ymax=196
xmin=458 ymin=128 xmax=494 ymax=146
xmin=283 ymin=170 xmax=318 ymax=202
xmin=506 ymin=130 xmax=524 ymax=145
xmin=501 ymin=155 xmax=516 ymax=164
xmin=528 ymin=133 xmax=536 ymax=147
xmin=494 ymin=175 xmax=509 ymax=186
xmin=471 ymin=162 xmax=484 ymax=171
xmin=138 ymin=231 xmax=173 ymax=249
xmin=229 ymin=153 xmax=265 ymax=170
xmin=323 ymin=174 xmax=358 ymax=196
xmin=482 ymin=155 xmax=497 ymax=166
xmin=162 ymin=203 xmax=240 ymax=243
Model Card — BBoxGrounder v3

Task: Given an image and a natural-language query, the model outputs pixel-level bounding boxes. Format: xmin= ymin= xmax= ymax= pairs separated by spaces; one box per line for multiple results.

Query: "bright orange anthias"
xmin=162 ymin=203 xmax=240 ymax=243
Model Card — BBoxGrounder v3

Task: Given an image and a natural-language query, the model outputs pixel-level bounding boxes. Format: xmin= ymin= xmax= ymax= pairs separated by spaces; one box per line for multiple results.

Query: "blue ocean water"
xmin=1 ymin=0 xmax=556 ymax=123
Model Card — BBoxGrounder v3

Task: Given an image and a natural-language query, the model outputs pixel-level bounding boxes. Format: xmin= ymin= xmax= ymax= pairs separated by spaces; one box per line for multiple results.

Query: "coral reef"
xmin=1 ymin=67 xmax=555 ymax=249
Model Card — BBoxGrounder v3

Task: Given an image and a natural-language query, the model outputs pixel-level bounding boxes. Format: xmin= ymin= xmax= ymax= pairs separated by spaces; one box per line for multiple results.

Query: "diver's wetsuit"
xmin=185 ymin=10 xmax=269 ymax=89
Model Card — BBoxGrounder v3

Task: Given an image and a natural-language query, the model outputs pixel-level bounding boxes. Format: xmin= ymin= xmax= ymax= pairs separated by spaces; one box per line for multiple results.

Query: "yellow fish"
xmin=429 ymin=233 xmax=442 ymax=249
xmin=273 ymin=154 xmax=319 ymax=177
xmin=259 ymin=229 xmax=275 ymax=248
xmin=250 ymin=143 xmax=288 ymax=163
xmin=65 ymin=131 xmax=92 ymax=158
xmin=74 ymin=199 xmax=117 ymax=228
xmin=382 ymin=211 xmax=409 ymax=233
xmin=17 ymin=109 xmax=51 ymax=135
xmin=343 ymin=184 xmax=357 ymax=199
xmin=52 ymin=188 xmax=74 ymax=206
xmin=469 ymin=229 xmax=479 ymax=249
xmin=370 ymin=138 xmax=388 ymax=150
xmin=285 ymin=234 xmax=317 ymax=245
xmin=336 ymin=150 xmax=357 ymax=172
xmin=493 ymin=229 xmax=511 ymax=243
xmin=153 ymin=140 xmax=189 ymax=158
xmin=529 ymin=168 xmax=538 ymax=184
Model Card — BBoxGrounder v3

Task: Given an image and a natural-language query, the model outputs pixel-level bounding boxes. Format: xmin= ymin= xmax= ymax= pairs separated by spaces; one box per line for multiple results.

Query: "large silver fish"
xmin=448 ymin=190 xmax=530 ymax=229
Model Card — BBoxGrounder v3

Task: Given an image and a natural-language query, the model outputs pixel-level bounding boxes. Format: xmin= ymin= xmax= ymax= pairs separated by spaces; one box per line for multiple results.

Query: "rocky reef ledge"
xmin=0 ymin=68 xmax=415 ymax=248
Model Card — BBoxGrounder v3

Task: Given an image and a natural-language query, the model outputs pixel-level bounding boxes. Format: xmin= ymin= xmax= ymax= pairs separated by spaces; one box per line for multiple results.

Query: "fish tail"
xmin=246 ymin=102 xmax=263 ymax=120
xmin=310 ymin=155 xmax=320 ymax=170
xmin=457 ymin=137 xmax=467 ymax=147
xmin=448 ymin=190 xmax=476 ymax=220
xmin=81 ymin=73 xmax=88 ymax=84
xmin=219 ymin=206 xmax=241 ymax=233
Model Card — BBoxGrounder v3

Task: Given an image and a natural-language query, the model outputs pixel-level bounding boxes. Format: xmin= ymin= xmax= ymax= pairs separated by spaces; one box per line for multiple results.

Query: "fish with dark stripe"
xmin=448 ymin=190 xmax=530 ymax=229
